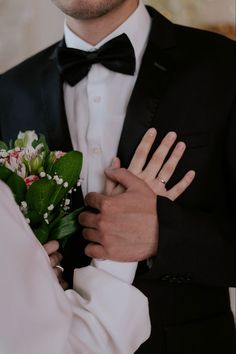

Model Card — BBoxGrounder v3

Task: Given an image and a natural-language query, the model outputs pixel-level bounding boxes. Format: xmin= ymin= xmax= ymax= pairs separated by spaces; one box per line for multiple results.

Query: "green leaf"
xmin=7 ymin=173 xmax=27 ymax=204
xmin=0 ymin=166 xmax=12 ymax=181
xmin=0 ymin=166 xmax=26 ymax=204
xmin=27 ymin=210 xmax=43 ymax=227
xmin=33 ymin=222 xmax=50 ymax=244
xmin=26 ymin=178 xmax=57 ymax=215
xmin=0 ymin=141 xmax=8 ymax=150
xmin=49 ymin=207 xmax=84 ymax=241
xmin=14 ymin=138 xmax=24 ymax=149
xmin=9 ymin=139 xmax=13 ymax=149
xmin=49 ymin=151 xmax=83 ymax=207
xmin=32 ymin=134 xmax=49 ymax=152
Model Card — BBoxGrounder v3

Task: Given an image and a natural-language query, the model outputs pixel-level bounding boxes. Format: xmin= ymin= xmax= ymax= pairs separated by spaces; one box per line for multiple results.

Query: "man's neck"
xmin=66 ymin=0 xmax=139 ymax=45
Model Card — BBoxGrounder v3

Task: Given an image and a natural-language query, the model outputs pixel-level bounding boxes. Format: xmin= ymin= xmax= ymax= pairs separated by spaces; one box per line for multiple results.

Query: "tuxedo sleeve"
xmin=0 ymin=181 xmax=150 ymax=354
xmin=150 ymin=98 xmax=236 ymax=287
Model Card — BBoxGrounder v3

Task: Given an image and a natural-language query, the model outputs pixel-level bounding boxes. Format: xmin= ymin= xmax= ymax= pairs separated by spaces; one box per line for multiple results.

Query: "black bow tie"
xmin=55 ymin=33 xmax=136 ymax=86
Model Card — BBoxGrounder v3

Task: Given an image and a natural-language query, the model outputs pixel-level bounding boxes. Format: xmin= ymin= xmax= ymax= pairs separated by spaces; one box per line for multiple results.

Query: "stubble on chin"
xmin=52 ymin=0 xmax=127 ymax=20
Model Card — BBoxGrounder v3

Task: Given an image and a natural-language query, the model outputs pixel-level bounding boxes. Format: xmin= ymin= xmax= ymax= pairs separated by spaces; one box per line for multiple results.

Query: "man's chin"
xmin=52 ymin=0 xmax=127 ymax=21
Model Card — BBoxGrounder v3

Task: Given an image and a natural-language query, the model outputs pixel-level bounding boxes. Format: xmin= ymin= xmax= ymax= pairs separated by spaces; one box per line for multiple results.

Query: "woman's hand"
xmin=43 ymin=240 xmax=68 ymax=290
xmin=105 ymin=128 xmax=195 ymax=200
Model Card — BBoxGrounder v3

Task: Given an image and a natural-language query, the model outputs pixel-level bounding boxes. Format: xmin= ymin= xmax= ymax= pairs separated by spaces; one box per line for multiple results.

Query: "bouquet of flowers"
xmin=0 ymin=131 xmax=83 ymax=245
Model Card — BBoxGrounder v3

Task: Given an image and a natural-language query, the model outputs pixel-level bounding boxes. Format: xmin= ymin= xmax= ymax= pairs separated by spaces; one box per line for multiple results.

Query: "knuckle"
xmin=100 ymin=198 xmax=111 ymax=213
xmin=135 ymin=147 xmax=146 ymax=159
xmin=152 ymin=150 xmax=161 ymax=160
xmin=84 ymin=192 xmax=92 ymax=205
xmin=78 ymin=212 xmax=85 ymax=224
xmin=152 ymin=151 xmax=163 ymax=164
xmin=82 ymin=228 xmax=90 ymax=239
xmin=57 ymin=252 xmax=63 ymax=262
xmin=103 ymin=244 xmax=112 ymax=257
xmin=85 ymin=244 xmax=93 ymax=257
xmin=97 ymin=214 xmax=106 ymax=231
xmin=50 ymin=254 xmax=57 ymax=266
xmin=164 ymin=162 xmax=174 ymax=174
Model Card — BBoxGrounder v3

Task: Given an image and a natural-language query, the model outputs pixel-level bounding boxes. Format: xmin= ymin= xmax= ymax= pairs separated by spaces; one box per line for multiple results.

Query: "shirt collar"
xmin=64 ymin=1 xmax=151 ymax=64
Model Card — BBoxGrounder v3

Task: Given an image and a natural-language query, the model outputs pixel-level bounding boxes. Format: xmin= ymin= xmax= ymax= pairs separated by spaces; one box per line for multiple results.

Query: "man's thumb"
xmin=104 ymin=167 xmax=140 ymax=189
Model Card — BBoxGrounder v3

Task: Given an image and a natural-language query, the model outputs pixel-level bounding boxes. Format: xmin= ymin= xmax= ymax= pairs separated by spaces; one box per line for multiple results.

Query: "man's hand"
xmin=79 ymin=169 xmax=159 ymax=262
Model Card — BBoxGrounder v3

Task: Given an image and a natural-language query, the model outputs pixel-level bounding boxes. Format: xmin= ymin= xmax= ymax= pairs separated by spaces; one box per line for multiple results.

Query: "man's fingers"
xmin=85 ymin=243 xmax=106 ymax=259
xmin=104 ymin=157 xmax=121 ymax=196
xmin=141 ymin=132 xmax=177 ymax=180
xmin=79 ymin=211 xmax=99 ymax=228
xmin=84 ymin=192 xmax=107 ymax=210
xmin=167 ymin=170 xmax=196 ymax=201
xmin=128 ymin=128 xmax=157 ymax=175
xmin=43 ymin=240 xmax=60 ymax=255
xmin=105 ymin=167 xmax=144 ymax=190
xmin=156 ymin=141 xmax=186 ymax=184
xmin=83 ymin=228 xmax=101 ymax=243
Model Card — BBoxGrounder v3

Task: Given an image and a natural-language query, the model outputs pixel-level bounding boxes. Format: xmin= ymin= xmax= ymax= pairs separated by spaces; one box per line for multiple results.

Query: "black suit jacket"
xmin=0 ymin=7 xmax=236 ymax=354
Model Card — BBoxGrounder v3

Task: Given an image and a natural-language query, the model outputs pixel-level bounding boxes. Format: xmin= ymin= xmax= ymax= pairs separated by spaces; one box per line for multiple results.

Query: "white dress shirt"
xmin=64 ymin=0 xmax=152 ymax=275
xmin=64 ymin=0 xmax=151 ymax=195
xmin=0 ymin=181 xmax=150 ymax=354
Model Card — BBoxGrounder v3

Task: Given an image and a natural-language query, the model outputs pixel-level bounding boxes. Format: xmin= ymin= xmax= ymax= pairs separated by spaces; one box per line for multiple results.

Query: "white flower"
xmin=65 ymin=199 xmax=70 ymax=206
xmin=77 ymin=178 xmax=83 ymax=187
xmin=21 ymin=201 xmax=27 ymax=209
xmin=0 ymin=150 xmax=8 ymax=158
xmin=53 ymin=175 xmax=63 ymax=185
xmin=63 ymin=182 xmax=69 ymax=188
xmin=17 ymin=130 xmax=38 ymax=147
xmin=48 ymin=204 xmax=54 ymax=211
xmin=40 ymin=171 xmax=46 ymax=178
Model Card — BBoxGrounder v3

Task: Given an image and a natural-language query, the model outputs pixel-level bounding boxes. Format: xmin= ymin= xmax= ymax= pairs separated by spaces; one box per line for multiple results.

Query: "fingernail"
xmin=176 ymin=141 xmax=186 ymax=150
xmin=167 ymin=131 xmax=177 ymax=140
xmin=148 ymin=128 xmax=157 ymax=136
xmin=188 ymin=170 xmax=196 ymax=178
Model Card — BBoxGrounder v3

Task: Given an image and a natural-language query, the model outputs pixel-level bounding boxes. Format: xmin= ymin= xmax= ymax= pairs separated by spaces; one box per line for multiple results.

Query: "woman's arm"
xmin=0 ymin=181 xmax=150 ymax=354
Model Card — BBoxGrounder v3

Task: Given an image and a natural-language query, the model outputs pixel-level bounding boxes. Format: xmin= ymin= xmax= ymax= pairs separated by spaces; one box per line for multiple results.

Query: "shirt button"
xmin=89 ymin=146 xmax=102 ymax=156
xmin=93 ymin=96 xmax=101 ymax=103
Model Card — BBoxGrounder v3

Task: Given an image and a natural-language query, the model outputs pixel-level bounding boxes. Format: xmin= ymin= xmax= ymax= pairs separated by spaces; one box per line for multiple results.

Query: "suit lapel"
xmin=41 ymin=45 xmax=85 ymax=208
xmin=117 ymin=7 xmax=177 ymax=167
xmin=41 ymin=45 xmax=73 ymax=152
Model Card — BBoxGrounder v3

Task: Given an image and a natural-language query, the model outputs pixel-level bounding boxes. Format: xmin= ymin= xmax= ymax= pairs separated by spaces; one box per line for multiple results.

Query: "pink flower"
xmin=54 ymin=151 xmax=66 ymax=160
xmin=24 ymin=175 xmax=39 ymax=188
xmin=8 ymin=149 xmax=21 ymax=160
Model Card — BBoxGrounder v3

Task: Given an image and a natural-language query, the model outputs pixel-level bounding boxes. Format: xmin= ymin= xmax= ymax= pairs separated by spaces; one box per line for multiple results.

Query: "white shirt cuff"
xmin=91 ymin=259 xmax=138 ymax=284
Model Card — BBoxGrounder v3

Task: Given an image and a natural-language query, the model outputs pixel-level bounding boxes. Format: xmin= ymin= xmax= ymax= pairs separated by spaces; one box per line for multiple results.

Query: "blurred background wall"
xmin=0 ymin=0 xmax=64 ymax=72
xmin=0 ymin=0 xmax=235 ymax=316
xmin=147 ymin=0 xmax=235 ymax=39
xmin=0 ymin=0 xmax=235 ymax=72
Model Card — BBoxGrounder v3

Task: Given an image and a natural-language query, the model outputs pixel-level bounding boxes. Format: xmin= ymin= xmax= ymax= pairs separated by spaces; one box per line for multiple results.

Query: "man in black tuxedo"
xmin=0 ymin=0 xmax=236 ymax=353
